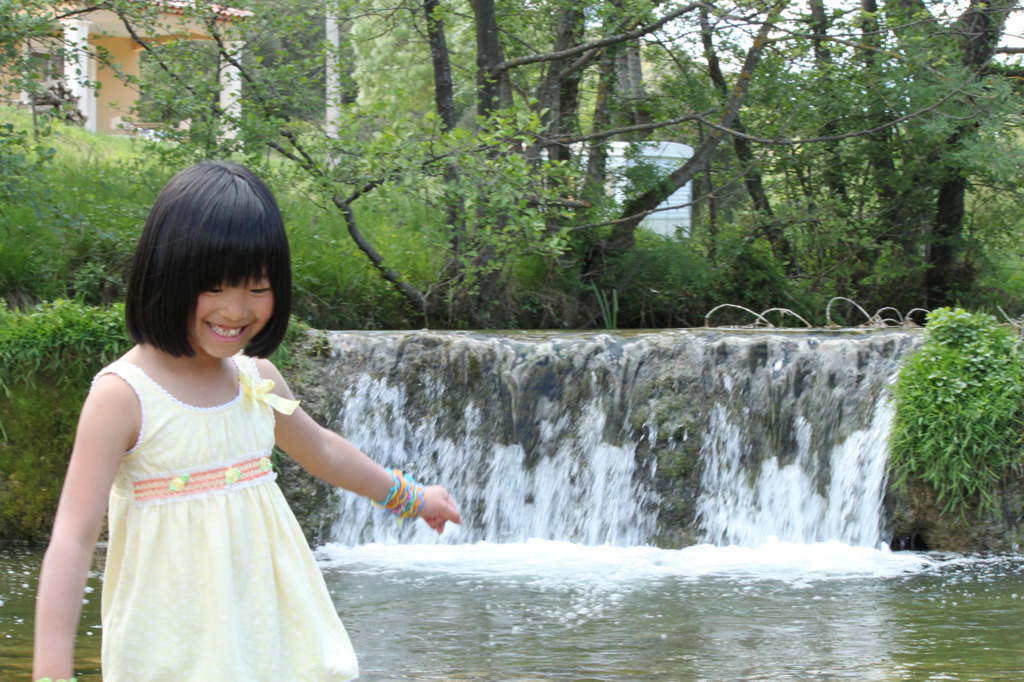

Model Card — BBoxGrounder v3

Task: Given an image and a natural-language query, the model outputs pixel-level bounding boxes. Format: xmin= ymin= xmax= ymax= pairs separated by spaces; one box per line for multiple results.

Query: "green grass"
xmin=0 ymin=301 xmax=131 ymax=540
xmin=277 ymin=180 xmax=448 ymax=329
xmin=0 ymin=105 xmax=446 ymax=329
xmin=0 ymin=107 xmax=166 ymax=308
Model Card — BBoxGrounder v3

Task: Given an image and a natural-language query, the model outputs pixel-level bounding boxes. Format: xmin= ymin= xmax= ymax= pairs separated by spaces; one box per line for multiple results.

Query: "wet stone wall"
xmin=279 ymin=328 xmax=939 ymax=550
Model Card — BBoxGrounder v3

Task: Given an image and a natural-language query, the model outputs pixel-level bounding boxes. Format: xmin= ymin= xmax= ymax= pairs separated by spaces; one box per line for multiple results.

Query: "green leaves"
xmin=890 ymin=308 xmax=1024 ymax=516
xmin=0 ymin=300 xmax=131 ymax=398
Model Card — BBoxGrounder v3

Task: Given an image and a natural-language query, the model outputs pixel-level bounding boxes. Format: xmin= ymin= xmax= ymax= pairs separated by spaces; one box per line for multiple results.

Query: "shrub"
xmin=592 ymin=231 xmax=721 ymax=329
xmin=889 ymin=307 xmax=1024 ymax=515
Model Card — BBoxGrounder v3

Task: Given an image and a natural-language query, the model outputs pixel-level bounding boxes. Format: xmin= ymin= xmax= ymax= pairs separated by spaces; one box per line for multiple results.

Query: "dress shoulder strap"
xmin=234 ymin=354 xmax=300 ymax=416
xmin=233 ymin=353 xmax=261 ymax=382
xmin=92 ymin=361 xmax=148 ymax=454
xmin=93 ymin=361 xmax=148 ymax=400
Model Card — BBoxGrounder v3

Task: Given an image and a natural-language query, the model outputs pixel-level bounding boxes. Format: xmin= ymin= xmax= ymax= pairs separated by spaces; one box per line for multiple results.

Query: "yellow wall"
xmin=92 ymin=36 xmax=139 ymax=134
xmin=7 ymin=5 xmax=243 ymax=134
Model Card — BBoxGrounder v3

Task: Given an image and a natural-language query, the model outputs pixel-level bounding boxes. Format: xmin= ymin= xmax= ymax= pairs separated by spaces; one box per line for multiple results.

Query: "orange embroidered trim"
xmin=133 ymin=455 xmax=274 ymax=503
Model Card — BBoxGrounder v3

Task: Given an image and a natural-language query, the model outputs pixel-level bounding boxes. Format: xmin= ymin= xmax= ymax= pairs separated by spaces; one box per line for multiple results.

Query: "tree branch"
xmin=53 ymin=5 xmax=107 ymax=20
xmin=495 ymin=2 xmax=707 ymax=73
xmin=552 ymin=111 xmax=714 ymax=145
xmin=611 ymin=14 xmax=778 ymax=243
xmin=117 ymin=15 xmax=204 ymax=101
xmin=332 ymin=190 xmax=428 ymax=318
xmin=688 ymin=69 xmax=990 ymax=146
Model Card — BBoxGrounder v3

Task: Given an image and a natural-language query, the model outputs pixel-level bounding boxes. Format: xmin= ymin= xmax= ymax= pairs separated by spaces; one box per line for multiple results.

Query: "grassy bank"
xmin=0 ymin=300 xmax=311 ymax=542
xmin=0 ymin=106 xmax=437 ymax=329
xmin=889 ymin=308 xmax=1024 ymax=515
xmin=0 ymin=302 xmax=130 ymax=540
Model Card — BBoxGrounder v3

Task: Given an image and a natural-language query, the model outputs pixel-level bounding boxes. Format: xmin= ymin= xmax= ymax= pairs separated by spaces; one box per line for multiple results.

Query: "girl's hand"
xmin=419 ymin=485 xmax=461 ymax=533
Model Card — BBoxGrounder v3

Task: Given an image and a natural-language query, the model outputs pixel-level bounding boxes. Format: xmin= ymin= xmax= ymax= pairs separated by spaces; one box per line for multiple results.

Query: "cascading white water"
xmin=326 ymin=352 xmax=656 ymax=546
xmin=313 ymin=329 xmax=919 ymax=548
xmin=697 ymin=396 xmax=895 ymax=548
xmin=692 ymin=332 xmax=908 ymax=549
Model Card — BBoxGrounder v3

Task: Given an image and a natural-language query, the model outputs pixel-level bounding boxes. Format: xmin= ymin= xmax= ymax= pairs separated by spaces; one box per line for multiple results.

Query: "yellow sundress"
xmin=96 ymin=354 xmax=359 ymax=681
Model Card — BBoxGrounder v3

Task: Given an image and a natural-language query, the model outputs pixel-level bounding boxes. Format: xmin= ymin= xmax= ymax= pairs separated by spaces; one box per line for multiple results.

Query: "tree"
xmin=21 ymin=0 xmax=1024 ymax=327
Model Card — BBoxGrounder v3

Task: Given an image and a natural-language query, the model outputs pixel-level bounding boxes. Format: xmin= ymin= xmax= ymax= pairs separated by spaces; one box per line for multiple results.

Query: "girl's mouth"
xmin=208 ymin=322 xmax=245 ymax=339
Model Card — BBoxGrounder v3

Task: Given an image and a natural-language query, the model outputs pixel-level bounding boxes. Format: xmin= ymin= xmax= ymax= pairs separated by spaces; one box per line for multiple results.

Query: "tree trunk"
xmin=924 ymin=0 xmax=1011 ymax=307
xmin=859 ymin=0 xmax=900 ymax=214
xmin=528 ymin=6 xmax=585 ymax=238
xmin=927 ymin=174 xmax=968 ymax=307
xmin=697 ymin=122 xmax=719 ymax=264
xmin=612 ymin=37 xmax=650 ymax=134
xmin=423 ymin=0 xmax=457 ymax=131
xmin=532 ymin=5 xmax=585 ymax=162
xmin=423 ymin=0 xmax=467 ymax=306
xmin=581 ymin=47 xmax=615 ymax=207
xmin=456 ymin=0 xmax=515 ymax=325
xmin=700 ymin=7 xmax=793 ymax=269
xmin=469 ymin=0 xmax=510 ymax=119
xmin=808 ymin=0 xmax=848 ymax=203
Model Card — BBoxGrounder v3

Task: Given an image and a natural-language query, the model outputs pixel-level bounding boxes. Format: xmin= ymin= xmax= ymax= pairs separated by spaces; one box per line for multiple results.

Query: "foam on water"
xmin=697 ymin=394 xmax=895 ymax=547
xmin=315 ymin=537 xmax=939 ymax=587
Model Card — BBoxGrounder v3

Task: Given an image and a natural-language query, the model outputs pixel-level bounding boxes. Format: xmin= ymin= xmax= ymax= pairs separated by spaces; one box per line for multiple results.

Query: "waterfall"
xmin=697 ymin=398 xmax=895 ymax=547
xmin=313 ymin=329 xmax=920 ymax=548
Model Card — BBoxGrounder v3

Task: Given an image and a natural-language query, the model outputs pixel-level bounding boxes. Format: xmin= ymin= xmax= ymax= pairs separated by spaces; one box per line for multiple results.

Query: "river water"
xmin=4 ymin=541 xmax=1024 ymax=680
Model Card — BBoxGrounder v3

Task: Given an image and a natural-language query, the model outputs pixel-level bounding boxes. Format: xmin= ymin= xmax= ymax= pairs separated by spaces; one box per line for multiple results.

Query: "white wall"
xmin=606 ymin=141 xmax=694 ymax=238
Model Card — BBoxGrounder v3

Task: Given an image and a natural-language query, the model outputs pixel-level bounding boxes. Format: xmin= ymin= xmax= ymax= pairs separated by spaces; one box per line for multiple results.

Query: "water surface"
xmin=4 ymin=541 xmax=1023 ymax=681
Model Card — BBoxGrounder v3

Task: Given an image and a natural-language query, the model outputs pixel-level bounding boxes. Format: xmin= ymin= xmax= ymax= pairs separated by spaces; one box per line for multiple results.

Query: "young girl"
xmin=32 ymin=161 xmax=461 ymax=682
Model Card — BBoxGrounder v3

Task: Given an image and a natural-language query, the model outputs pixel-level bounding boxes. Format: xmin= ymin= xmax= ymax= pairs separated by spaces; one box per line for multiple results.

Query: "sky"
xmin=1004 ymin=6 xmax=1024 ymax=49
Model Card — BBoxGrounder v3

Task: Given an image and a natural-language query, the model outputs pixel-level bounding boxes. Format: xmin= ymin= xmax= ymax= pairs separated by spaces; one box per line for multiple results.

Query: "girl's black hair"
xmin=125 ymin=161 xmax=292 ymax=358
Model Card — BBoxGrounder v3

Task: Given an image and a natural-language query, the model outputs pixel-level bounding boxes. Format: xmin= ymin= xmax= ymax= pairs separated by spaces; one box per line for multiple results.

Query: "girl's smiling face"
xmin=189 ymin=278 xmax=275 ymax=360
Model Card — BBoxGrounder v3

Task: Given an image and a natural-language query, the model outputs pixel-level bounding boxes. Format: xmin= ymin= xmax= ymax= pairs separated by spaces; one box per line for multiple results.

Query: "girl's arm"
xmin=256 ymin=359 xmax=461 ymax=532
xmin=33 ymin=375 xmax=139 ymax=680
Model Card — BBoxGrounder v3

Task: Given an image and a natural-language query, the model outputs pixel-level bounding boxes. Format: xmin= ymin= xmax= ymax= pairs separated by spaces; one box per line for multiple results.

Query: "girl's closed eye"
xmin=203 ymin=282 xmax=269 ymax=295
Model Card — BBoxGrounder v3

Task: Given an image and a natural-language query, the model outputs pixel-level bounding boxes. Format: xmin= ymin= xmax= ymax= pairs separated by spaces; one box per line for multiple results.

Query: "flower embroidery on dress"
xmin=239 ymin=362 xmax=300 ymax=415
xmin=133 ymin=454 xmax=276 ymax=504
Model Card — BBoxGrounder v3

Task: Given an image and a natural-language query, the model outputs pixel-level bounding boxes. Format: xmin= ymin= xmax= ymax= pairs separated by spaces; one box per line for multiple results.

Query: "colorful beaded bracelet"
xmin=372 ymin=468 xmax=425 ymax=524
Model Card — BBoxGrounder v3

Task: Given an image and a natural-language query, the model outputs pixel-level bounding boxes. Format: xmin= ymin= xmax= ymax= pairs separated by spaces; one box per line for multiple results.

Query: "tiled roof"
xmin=128 ymin=0 xmax=254 ymax=20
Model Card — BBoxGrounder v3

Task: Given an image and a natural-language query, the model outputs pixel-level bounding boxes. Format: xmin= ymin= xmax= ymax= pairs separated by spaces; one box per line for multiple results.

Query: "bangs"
xmin=189 ymin=193 xmax=290 ymax=292
xmin=166 ymin=165 xmax=292 ymax=305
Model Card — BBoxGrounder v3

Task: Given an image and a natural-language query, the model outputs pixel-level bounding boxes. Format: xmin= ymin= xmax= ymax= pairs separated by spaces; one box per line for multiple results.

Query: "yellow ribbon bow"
xmin=241 ymin=372 xmax=300 ymax=415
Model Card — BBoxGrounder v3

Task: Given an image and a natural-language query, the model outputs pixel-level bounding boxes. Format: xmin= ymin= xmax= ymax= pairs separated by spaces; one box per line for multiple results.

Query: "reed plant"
xmin=889 ymin=307 xmax=1024 ymax=515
